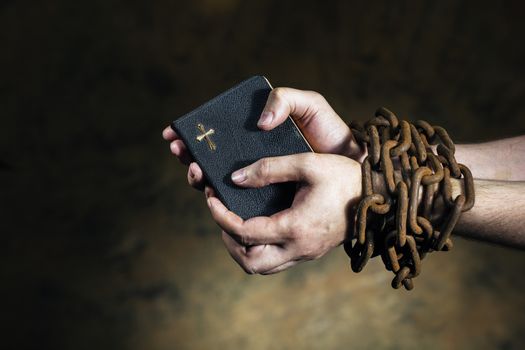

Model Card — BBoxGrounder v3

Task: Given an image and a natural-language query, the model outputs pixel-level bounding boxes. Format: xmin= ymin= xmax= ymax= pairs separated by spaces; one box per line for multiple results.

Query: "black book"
xmin=171 ymin=76 xmax=312 ymax=220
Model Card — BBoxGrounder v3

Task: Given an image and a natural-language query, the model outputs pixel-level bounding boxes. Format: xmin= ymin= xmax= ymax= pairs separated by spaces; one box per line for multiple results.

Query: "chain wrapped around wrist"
xmin=344 ymin=107 xmax=475 ymax=290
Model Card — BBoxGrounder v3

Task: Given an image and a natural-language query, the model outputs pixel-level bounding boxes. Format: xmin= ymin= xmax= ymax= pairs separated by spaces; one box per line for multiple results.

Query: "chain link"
xmin=345 ymin=108 xmax=475 ymax=290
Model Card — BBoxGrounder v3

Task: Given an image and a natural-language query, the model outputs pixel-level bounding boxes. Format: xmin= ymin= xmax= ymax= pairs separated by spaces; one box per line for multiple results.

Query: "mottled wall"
xmin=2 ymin=1 xmax=525 ymax=349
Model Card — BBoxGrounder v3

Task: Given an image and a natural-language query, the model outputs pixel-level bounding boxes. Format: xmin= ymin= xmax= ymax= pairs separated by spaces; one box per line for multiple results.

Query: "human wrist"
xmin=344 ymin=108 xmax=475 ymax=290
xmin=345 ymin=138 xmax=368 ymax=163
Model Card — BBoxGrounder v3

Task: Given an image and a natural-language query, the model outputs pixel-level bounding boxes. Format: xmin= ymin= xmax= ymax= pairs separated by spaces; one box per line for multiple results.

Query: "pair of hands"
xmin=163 ymin=88 xmax=366 ymax=274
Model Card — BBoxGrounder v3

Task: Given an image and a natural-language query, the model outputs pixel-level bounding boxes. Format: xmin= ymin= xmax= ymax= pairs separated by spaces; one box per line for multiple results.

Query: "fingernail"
xmin=207 ymin=198 xmax=213 ymax=208
xmin=189 ymin=163 xmax=196 ymax=178
xmin=231 ymin=169 xmax=247 ymax=183
xmin=258 ymin=111 xmax=273 ymax=127
xmin=170 ymin=142 xmax=179 ymax=154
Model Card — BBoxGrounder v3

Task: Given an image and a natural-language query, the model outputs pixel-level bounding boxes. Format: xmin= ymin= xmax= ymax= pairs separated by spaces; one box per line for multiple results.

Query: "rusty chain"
xmin=344 ymin=107 xmax=475 ymax=290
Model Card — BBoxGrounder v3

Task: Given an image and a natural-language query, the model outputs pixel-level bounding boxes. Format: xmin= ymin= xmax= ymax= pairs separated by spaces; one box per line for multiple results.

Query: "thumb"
xmin=231 ymin=153 xmax=318 ymax=188
xmin=257 ymin=88 xmax=357 ymax=157
xmin=257 ymin=87 xmax=327 ymax=130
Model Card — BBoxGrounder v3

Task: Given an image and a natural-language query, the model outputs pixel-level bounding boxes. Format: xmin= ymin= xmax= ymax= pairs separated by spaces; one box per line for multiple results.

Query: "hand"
xmin=206 ymin=153 xmax=362 ymax=274
xmin=162 ymin=87 xmax=365 ymax=191
xmin=162 ymin=125 xmax=206 ymax=191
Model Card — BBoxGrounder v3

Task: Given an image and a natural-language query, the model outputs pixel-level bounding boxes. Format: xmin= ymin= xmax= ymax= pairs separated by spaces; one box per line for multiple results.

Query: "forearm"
xmin=371 ymin=171 xmax=525 ymax=249
xmin=455 ymin=136 xmax=525 ymax=181
xmin=451 ymin=178 xmax=525 ymax=248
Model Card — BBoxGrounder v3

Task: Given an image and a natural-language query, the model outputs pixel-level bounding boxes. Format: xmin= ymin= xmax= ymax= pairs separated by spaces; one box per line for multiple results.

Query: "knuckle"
xmin=289 ymin=220 xmax=305 ymax=240
xmin=272 ymin=87 xmax=287 ymax=100
xmin=288 ymin=228 xmax=299 ymax=240
xmin=302 ymin=152 xmax=319 ymax=164
xmin=241 ymin=262 xmax=257 ymax=275
xmin=307 ymin=90 xmax=326 ymax=105
xmin=239 ymin=234 xmax=251 ymax=247
xmin=257 ymin=157 xmax=272 ymax=181
xmin=297 ymin=153 xmax=320 ymax=175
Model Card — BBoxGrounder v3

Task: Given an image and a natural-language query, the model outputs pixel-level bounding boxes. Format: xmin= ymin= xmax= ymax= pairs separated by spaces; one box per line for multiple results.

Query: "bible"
xmin=171 ymin=76 xmax=312 ymax=220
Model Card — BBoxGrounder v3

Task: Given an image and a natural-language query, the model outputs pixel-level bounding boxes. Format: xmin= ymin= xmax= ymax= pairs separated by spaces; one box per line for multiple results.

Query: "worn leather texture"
xmin=172 ymin=76 xmax=312 ymax=220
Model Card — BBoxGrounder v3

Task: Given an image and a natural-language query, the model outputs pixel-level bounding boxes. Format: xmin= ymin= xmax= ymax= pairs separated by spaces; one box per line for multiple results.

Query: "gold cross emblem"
xmin=196 ymin=123 xmax=216 ymax=151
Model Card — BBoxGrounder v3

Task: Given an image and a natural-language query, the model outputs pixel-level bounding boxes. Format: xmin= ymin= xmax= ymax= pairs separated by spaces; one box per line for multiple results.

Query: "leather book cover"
xmin=171 ymin=76 xmax=313 ymax=220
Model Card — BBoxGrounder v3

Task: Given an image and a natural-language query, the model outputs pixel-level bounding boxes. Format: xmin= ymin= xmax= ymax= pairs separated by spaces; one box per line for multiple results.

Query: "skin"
xmin=163 ymin=88 xmax=525 ymax=274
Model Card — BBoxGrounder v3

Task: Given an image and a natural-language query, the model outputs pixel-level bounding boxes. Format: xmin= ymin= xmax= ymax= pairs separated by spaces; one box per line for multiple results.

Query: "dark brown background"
xmin=2 ymin=0 xmax=525 ymax=349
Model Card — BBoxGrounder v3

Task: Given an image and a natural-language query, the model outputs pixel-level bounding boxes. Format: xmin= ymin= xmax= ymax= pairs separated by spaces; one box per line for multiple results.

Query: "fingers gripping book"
xmin=171 ymin=76 xmax=313 ymax=220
